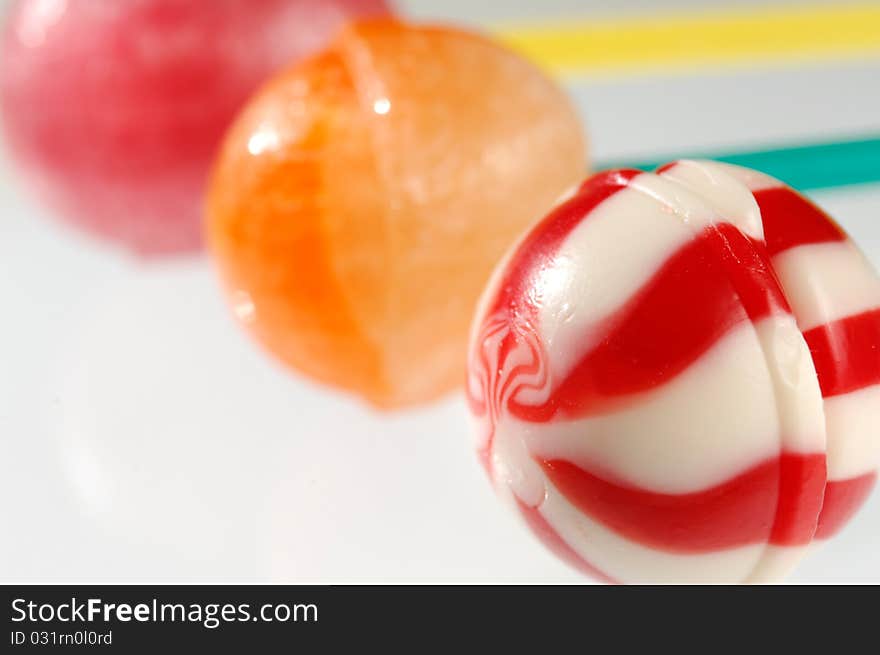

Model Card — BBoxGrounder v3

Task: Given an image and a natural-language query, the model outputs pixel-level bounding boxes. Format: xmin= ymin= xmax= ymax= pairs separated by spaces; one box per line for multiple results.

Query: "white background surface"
xmin=2 ymin=0 xmax=880 ymax=583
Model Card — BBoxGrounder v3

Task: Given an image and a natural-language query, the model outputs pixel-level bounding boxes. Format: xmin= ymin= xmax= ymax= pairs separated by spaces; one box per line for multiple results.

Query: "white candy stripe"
xmin=516 ymin=323 xmax=783 ymax=494
xmin=743 ymin=545 xmax=811 ymax=584
xmin=771 ymin=241 xmax=880 ymax=331
xmin=752 ymin=316 xmax=826 ymax=454
xmin=492 ymin=414 xmax=548 ymax=508
xmin=535 ymin=179 xmax=696 ymax=381
xmin=659 ymin=160 xmax=765 ymax=239
xmin=626 ymin=170 xmax=734 ymax=230
xmin=698 ymin=160 xmax=784 ymax=192
xmin=824 ymin=384 xmax=880 ymax=479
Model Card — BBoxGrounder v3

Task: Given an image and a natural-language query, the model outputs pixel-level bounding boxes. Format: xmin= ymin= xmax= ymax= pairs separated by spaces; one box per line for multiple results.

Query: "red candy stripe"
xmin=802 ymin=308 xmax=880 ymax=398
xmin=508 ymin=223 xmax=790 ymax=422
xmin=539 ymin=452 xmax=826 ymax=552
xmin=754 ymin=187 xmax=847 ymax=257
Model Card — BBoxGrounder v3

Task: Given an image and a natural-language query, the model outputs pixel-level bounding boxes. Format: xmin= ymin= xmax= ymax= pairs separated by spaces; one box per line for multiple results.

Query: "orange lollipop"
xmin=206 ymin=19 xmax=587 ymax=408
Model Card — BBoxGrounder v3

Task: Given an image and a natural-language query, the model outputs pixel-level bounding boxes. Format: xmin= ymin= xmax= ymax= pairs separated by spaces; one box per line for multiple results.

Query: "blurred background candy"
xmin=0 ymin=0 xmax=390 ymax=255
xmin=207 ymin=18 xmax=588 ymax=408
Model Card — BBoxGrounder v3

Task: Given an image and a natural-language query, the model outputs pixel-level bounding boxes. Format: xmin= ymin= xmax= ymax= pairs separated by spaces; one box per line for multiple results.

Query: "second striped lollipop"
xmin=467 ymin=161 xmax=880 ymax=583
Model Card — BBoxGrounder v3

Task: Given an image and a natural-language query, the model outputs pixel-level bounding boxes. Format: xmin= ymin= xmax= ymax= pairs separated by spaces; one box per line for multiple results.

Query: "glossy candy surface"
xmin=467 ymin=160 xmax=880 ymax=583
xmin=0 ymin=0 xmax=389 ymax=254
xmin=207 ymin=19 xmax=587 ymax=408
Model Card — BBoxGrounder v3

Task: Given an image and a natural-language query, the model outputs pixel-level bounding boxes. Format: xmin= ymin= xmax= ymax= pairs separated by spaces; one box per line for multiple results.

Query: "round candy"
xmin=466 ymin=160 xmax=880 ymax=583
xmin=0 ymin=0 xmax=390 ymax=255
xmin=206 ymin=19 xmax=587 ymax=408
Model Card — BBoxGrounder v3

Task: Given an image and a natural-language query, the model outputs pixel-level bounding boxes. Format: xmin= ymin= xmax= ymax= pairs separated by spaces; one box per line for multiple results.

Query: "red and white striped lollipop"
xmin=466 ymin=161 xmax=880 ymax=583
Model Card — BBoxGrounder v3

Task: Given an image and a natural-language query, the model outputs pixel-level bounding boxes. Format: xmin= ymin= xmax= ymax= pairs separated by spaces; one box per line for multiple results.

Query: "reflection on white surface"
xmin=43 ymin=262 xmax=583 ymax=583
xmin=0 ymin=235 xmax=875 ymax=584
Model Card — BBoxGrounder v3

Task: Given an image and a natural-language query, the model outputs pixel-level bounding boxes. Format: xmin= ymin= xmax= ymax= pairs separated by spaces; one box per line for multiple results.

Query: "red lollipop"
xmin=467 ymin=161 xmax=880 ymax=583
xmin=0 ymin=0 xmax=390 ymax=254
